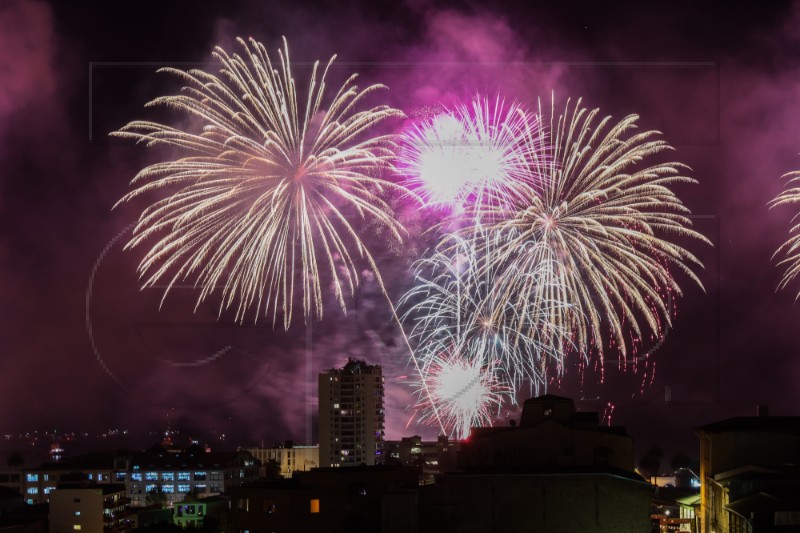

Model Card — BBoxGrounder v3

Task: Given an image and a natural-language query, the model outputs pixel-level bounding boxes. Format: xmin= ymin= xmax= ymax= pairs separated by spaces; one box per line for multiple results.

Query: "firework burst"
xmin=112 ymin=37 xmax=406 ymax=327
xmin=413 ymin=351 xmax=509 ymax=440
xmin=472 ymin=97 xmax=709 ymax=359
xmin=397 ymin=96 xmax=540 ymax=211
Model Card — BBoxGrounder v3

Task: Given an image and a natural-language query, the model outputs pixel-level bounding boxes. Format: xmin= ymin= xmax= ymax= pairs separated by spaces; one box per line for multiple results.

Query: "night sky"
xmin=2 ymin=0 xmax=800 ymax=459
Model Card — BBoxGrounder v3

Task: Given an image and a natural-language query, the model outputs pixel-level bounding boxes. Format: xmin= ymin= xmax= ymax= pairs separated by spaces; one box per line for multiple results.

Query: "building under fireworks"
xmin=318 ymin=359 xmax=385 ymax=468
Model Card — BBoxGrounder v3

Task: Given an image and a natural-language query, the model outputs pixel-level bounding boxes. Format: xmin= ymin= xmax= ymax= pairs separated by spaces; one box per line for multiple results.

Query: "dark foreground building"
xmin=418 ymin=395 xmax=651 ymax=533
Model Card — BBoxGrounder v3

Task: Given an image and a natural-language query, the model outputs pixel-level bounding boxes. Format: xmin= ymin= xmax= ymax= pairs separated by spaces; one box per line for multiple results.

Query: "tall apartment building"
xmin=318 ymin=359 xmax=385 ymax=467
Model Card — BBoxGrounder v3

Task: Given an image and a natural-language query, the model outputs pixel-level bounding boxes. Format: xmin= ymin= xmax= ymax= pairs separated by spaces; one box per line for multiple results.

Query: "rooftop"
xmin=697 ymin=416 xmax=800 ymax=434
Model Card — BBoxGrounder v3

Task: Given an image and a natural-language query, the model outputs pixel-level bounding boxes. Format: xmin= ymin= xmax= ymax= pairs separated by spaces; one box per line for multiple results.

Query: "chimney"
xmin=756 ymin=405 xmax=769 ymax=417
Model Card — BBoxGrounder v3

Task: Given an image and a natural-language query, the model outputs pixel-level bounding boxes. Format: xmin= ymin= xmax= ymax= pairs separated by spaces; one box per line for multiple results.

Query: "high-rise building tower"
xmin=318 ymin=358 xmax=385 ymax=467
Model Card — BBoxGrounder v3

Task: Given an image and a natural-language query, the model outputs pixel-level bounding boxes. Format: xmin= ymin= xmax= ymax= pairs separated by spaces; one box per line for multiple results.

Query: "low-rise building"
xmin=230 ymin=464 xmax=419 ymax=532
xmin=696 ymin=409 xmax=800 ymax=533
xmin=48 ymin=483 xmax=128 ymax=533
xmin=243 ymin=443 xmax=319 ymax=477
xmin=419 ymin=395 xmax=651 ymax=533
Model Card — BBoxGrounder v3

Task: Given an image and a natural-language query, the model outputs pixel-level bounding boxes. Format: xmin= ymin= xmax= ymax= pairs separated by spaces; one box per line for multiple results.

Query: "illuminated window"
xmin=26 ymin=474 xmax=38 ymax=482
xmin=178 ymin=484 xmax=190 ymax=493
xmin=194 ymin=471 xmax=206 ymax=480
xmin=73 ymin=526 xmax=81 ymax=531
xmin=161 ymin=472 xmax=174 ymax=481
xmin=162 ymin=485 xmax=175 ymax=493
xmin=178 ymin=472 xmax=191 ymax=481
xmin=145 ymin=472 xmax=159 ymax=481
xmin=131 ymin=473 xmax=142 ymax=482
xmin=310 ymin=499 xmax=320 ymax=514
xmin=74 ymin=512 xmax=81 ymax=516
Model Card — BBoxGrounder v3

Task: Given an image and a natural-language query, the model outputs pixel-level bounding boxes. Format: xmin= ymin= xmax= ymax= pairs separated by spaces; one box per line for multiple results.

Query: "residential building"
xmin=243 ymin=443 xmax=319 ymax=477
xmin=48 ymin=483 xmax=128 ymax=533
xmin=383 ymin=435 xmax=459 ymax=483
xmin=318 ymin=358 xmax=385 ymax=467
xmin=696 ymin=408 xmax=800 ymax=533
xmin=22 ymin=452 xmax=119 ymax=504
xmin=419 ymin=395 xmax=651 ymax=533
xmin=121 ymin=445 xmax=259 ymax=507
xmin=230 ymin=464 xmax=418 ymax=532
xmin=172 ymin=495 xmax=227 ymax=529
xmin=22 ymin=446 xmax=258 ymax=508
xmin=457 ymin=394 xmax=635 ymax=471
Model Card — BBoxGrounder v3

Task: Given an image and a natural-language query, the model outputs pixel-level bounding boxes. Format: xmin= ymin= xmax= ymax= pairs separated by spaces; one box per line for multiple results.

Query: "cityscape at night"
xmin=3 ymin=0 xmax=800 ymax=531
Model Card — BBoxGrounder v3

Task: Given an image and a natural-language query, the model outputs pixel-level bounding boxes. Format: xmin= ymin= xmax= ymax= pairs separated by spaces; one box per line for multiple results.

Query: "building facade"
xmin=696 ymin=411 xmax=800 ymax=533
xmin=419 ymin=395 xmax=651 ymax=533
xmin=318 ymin=359 xmax=385 ymax=467
xmin=48 ymin=483 xmax=128 ymax=533
xmin=121 ymin=446 xmax=259 ymax=507
xmin=22 ymin=447 xmax=259 ymax=508
xmin=243 ymin=444 xmax=319 ymax=477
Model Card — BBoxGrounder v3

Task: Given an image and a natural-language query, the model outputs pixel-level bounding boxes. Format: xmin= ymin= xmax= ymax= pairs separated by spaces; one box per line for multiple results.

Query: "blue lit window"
xmin=131 ymin=473 xmax=142 ymax=481
xmin=26 ymin=474 xmax=38 ymax=482
xmin=44 ymin=487 xmax=53 ymax=494
xmin=88 ymin=474 xmax=93 ymax=480
xmin=178 ymin=472 xmax=190 ymax=481
xmin=195 ymin=484 xmax=206 ymax=490
xmin=132 ymin=465 xmax=140 ymax=471
xmin=162 ymin=485 xmax=175 ymax=493
xmin=178 ymin=484 xmax=190 ymax=493
xmin=26 ymin=499 xmax=33 ymax=505
xmin=194 ymin=471 xmax=206 ymax=480
xmin=43 ymin=474 xmax=50 ymax=481
xmin=116 ymin=472 xmax=126 ymax=481
xmin=162 ymin=473 xmax=174 ymax=481
xmin=27 ymin=488 xmax=38 ymax=495
xmin=145 ymin=484 xmax=156 ymax=492
xmin=145 ymin=472 xmax=158 ymax=481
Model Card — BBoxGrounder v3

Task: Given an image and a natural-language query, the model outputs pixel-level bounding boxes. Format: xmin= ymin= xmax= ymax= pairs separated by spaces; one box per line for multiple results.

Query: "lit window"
xmin=178 ymin=472 xmax=191 ymax=481
xmin=194 ymin=471 xmax=207 ymax=480
xmin=145 ymin=472 xmax=158 ymax=481
xmin=74 ymin=512 xmax=81 ymax=516
xmin=26 ymin=474 xmax=38 ymax=482
xmin=27 ymin=488 xmax=38 ymax=495
xmin=162 ymin=485 xmax=175 ymax=493
xmin=310 ymin=499 xmax=320 ymax=514
xmin=73 ymin=525 xmax=81 ymax=531
xmin=130 ymin=473 xmax=142 ymax=481
xmin=178 ymin=484 xmax=190 ymax=493
xmin=162 ymin=472 xmax=174 ymax=481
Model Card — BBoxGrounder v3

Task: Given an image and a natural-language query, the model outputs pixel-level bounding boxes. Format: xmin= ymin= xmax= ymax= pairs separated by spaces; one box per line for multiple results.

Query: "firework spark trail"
xmin=112 ymin=37 xmax=409 ymax=329
xmin=470 ymin=96 xmax=709 ymax=361
xmin=397 ymin=96 xmax=542 ymax=212
xmin=770 ymin=170 xmax=800 ymax=297
xmin=401 ymin=231 xmax=573 ymax=394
